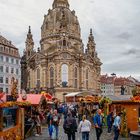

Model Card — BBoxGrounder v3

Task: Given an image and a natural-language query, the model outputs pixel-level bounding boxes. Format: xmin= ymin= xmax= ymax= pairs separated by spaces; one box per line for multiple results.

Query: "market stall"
xmin=65 ymin=91 xmax=97 ymax=103
xmin=0 ymin=100 xmax=30 ymax=140
xmin=105 ymin=95 xmax=140 ymax=137
xmin=0 ymin=80 xmax=31 ymax=140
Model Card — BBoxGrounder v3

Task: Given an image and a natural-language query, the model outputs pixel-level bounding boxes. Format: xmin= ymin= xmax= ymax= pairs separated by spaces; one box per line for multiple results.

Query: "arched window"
xmin=61 ymin=64 xmax=68 ymax=87
xmin=37 ymin=69 xmax=40 ymax=88
xmin=63 ymin=40 xmax=66 ymax=46
xmin=74 ymin=67 xmax=78 ymax=88
xmin=37 ymin=69 xmax=40 ymax=79
xmin=50 ymin=67 xmax=54 ymax=88
xmin=86 ymin=69 xmax=89 ymax=89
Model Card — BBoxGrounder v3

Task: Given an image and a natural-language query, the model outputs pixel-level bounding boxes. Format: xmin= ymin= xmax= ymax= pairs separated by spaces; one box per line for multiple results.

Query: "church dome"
xmin=41 ymin=0 xmax=81 ymax=43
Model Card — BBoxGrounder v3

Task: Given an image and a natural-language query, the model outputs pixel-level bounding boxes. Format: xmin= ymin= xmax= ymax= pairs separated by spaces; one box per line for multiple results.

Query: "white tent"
xmin=65 ymin=92 xmax=81 ymax=97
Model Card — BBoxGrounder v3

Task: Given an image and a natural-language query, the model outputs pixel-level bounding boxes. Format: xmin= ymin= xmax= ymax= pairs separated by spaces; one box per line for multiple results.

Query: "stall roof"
xmin=17 ymin=94 xmax=45 ymax=105
xmin=0 ymin=94 xmax=47 ymax=105
xmin=65 ymin=92 xmax=81 ymax=97
xmin=65 ymin=91 xmax=97 ymax=97
xmin=106 ymin=95 xmax=132 ymax=102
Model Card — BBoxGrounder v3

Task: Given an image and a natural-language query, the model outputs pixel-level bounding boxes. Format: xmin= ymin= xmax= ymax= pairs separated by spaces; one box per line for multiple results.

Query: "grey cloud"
xmin=117 ymin=32 xmax=132 ymax=40
xmin=90 ymin=1 xmax=94 ymax=3
xmin=122 ymin=48 xmax=140 ymax=56
xmin=0 ymin=0 xmax=140 ymax=79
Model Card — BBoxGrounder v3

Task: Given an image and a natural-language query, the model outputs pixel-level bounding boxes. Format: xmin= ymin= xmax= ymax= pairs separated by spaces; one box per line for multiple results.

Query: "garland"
xmin=0 ymin=101 xmax=31 ymax=108
xmin=120 ymin=109 xmax=128 ymax=137
xmin=3 ymin=130 xmax=21 ymax=140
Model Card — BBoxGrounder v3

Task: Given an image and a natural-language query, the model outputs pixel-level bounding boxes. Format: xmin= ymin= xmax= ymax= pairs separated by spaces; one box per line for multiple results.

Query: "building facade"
xmin=100 ymin=74 xmax=115 ymax=96
xmin=100 ymin=74 xmax=136 ymax=96
xmin=21 ymin=0 xmax=102 ymax=100
xmin=0 ymin=35 xmax=21 ymax=94
xmin=114 ymin=77 xmax=135 ymax=96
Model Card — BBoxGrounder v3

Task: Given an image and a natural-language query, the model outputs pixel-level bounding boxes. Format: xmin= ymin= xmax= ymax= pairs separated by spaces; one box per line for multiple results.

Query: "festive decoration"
xmin=0 ymin=101 xmax=31 ymax=108
xmin=11 ymin=77 xmax=18 ymax=101
xmin=99 ymin=97 xmax=112 ymax=109
xmin=120 ymin=109 xmax=128 ymax=137
xmin=79 ymin=97 xmax=85 ymax=102
xmin=45 ymin=93 xmax=52 ymax=100
xmin=79 ymin=95 xmax=100 ymax=103
xmin=21 ymin=89 xmax=27 ymax=100
xmin=130 ymin=95 xmax=140 ymax=102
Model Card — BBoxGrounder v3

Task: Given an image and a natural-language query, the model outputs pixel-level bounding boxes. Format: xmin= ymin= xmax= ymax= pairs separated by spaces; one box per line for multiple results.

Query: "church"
xmin=21 ymin=0 xmax=102 ymax=101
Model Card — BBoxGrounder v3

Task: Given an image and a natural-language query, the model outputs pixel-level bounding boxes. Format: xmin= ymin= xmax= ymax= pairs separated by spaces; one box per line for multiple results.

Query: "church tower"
xmin=86 ymin=29 xmax=96 ymax=57
xmin=52 ymin=0 xmax=69 ymax=8
xmin=22 ymin=0 xmax=102 ymax=100
xmin=25 ymin=26 xmax=34 ymax=59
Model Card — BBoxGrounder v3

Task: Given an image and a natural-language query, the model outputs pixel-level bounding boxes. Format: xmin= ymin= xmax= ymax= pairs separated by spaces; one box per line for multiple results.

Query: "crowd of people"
xmin=24 ymin=103 xmax=122 ymax=140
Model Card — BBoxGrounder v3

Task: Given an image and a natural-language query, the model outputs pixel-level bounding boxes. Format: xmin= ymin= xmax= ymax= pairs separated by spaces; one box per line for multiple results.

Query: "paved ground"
xmin=26 ymin=119 xmax=130 ymax=140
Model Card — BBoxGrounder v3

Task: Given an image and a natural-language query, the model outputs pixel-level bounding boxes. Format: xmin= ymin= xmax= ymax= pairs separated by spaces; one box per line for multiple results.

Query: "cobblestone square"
xmin=26 ymin=121 xmax=130 ymax=140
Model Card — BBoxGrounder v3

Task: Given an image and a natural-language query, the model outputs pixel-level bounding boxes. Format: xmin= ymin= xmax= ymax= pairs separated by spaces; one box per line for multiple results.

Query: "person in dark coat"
xmin=63 ymin=112 xmax=77 ymax=140
xmin=107 ymin=112 xmax=113 ymax=133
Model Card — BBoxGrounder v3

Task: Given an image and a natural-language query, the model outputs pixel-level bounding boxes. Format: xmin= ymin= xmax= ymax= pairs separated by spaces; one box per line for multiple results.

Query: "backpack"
xmin=64 ymin=118 xmax=73 ymax=133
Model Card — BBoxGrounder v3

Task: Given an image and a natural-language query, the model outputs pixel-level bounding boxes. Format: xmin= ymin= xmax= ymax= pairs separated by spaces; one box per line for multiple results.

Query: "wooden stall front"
xmin=0 ymin=104 xmax=25 ymax=140
xmin=110 ymin=101 xmax=140 ymax=132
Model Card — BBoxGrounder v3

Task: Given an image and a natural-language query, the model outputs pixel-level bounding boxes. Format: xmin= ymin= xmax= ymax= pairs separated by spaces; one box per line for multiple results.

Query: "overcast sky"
xmin=0 ymin=0 xmax=140 ymax=79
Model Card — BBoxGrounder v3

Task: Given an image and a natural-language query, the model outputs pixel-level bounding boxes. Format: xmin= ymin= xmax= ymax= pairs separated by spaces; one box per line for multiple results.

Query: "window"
xmin=11 ymin=58 xmax=14 ymax=64
xmin=6 ymin=77 xmax=9 ymax=84
xmin=0 ymin=87 xmax=3 ymax=92
xmin=63 ymin=40 xmax=66 ymax=46
xmin=11 ymin=68 xmax=14 ymax=74
xmin=0 ymin=46 xmax=3 ymax=52
xmin=86 ymin=69 xmax=89 ymax=89
xmin=0 ymin=66 xmax=3 ymax=72
xmin=74 ymin=67 xmax=78 ymax=88
xmin=6 ymin=47 xmax=8 ymax=53
xmin=37 ymin=69 xmax=40 ymax=79
xmin=16 ymin=60 xmax=19 ymax=65
xmin=9 ymin=48 xmax=11 ymax=53
xmin=36 ymin=69 xmax=40 ymax=88
xmin=61 ymin=64 xmax=68 ymax=87
xmin=6 ymin=57 xmax=9 ymax=62
xmin=50 ymin=67 xmax=54 ymax=88
xmin=6 ymin=88 xmax=8 ymax=93
xmin=0 ymin=77 xmax=3 ymax=83
xmin=0 ymin=55 xmax=3 ymax=62
xmin=16 ymin=69 xmax=19 ymax=75
xmin=6 ymin=67 xmax=9 ymax=73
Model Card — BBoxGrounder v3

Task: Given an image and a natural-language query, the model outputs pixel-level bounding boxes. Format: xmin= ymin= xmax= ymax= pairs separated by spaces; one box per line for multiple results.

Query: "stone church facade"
xmin=21 ymin=0 xmax=102 ymax=100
